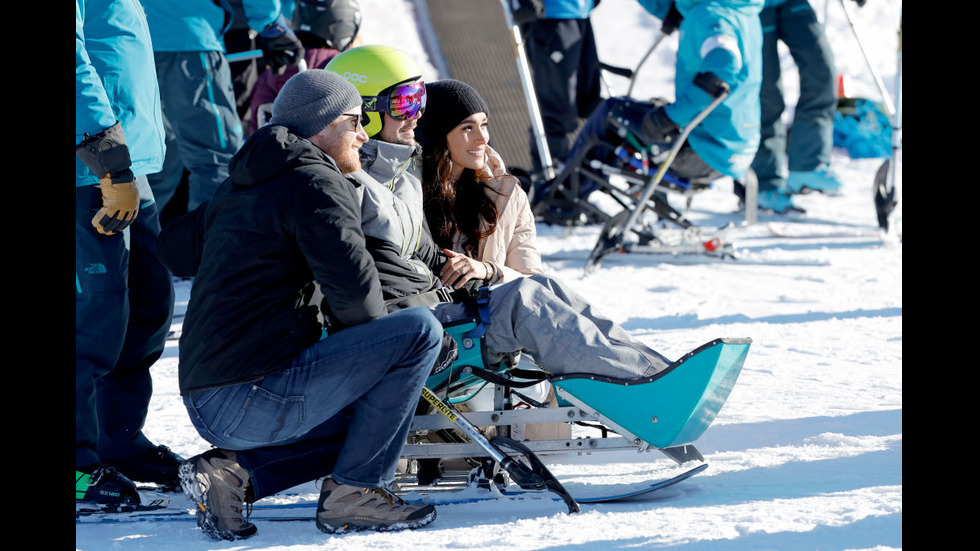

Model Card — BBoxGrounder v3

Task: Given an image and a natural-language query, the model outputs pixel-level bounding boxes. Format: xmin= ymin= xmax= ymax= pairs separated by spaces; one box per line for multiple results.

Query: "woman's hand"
xmin=440 ymin=249 xmax=490 ymax=289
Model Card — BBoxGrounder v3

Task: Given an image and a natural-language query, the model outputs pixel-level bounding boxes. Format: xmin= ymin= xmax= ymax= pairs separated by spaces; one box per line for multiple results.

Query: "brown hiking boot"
xmin=315 ymin=477 xmax=436 ymax=533
xmin=179 ymin=449 xmax=257 ymax=541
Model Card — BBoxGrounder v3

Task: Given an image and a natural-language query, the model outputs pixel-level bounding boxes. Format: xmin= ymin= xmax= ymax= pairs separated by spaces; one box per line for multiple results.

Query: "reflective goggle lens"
xmin=364 ymin=81 xmax=427 ymax=120
xmin=387 ymin=81 xmax=426 ymax=119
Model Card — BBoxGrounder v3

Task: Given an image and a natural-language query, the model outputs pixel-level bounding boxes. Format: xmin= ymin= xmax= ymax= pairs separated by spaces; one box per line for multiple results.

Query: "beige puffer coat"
xmin=465 ymin=146 xmax=544 ymax=284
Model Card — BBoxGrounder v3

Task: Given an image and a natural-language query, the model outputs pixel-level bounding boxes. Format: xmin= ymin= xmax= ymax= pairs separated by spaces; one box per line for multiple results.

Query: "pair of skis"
xmin=78 ymin=384 xmax=710 ymax=524
xmin=76 ymin=463 xmax=707 ymax=524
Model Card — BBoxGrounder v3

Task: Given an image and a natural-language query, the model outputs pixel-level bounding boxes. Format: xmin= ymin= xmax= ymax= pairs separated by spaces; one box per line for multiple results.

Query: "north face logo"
xmin=84 ymin=263 xmax=107 ymax=275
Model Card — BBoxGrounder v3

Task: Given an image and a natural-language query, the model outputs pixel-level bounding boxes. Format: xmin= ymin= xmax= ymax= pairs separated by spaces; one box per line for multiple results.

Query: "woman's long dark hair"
xmin=421 ymin=147 xmax=499 ymax=257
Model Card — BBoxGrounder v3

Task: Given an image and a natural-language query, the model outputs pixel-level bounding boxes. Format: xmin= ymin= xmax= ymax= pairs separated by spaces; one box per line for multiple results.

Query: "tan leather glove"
xmin=76 ymin=122 xmax=139 ymax=235
xmin=92 ymin=176 xmax=139 ymax=235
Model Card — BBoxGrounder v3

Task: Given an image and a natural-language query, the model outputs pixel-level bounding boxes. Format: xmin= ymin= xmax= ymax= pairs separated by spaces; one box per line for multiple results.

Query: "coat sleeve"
xmin=292 ymin=177 xmax=389 ymax=328
xmin=157 ymin=201 xmax=208 ymax=278
xmin=493 ymin=183 xmax=543 ymax=283
xmin=415 ymin=222 xmax=449 ymax=272
xmin=665 ymin=16 xmax=743 ymax=126
xmin=75 ymin=0 xmax=117 ymax=142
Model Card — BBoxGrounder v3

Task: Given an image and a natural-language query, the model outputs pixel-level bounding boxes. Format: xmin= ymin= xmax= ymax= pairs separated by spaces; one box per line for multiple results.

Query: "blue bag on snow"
xmin=833 ymin=97 xmax=892 ymax=159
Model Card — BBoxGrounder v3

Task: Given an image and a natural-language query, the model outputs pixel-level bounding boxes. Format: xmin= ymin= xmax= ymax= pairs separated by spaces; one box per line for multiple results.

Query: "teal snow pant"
xmin=76 ymin=178 xmax=175 ymax=471
xmin=147 ymin=50 xmax=244 ymax=213
xmin=751 ymin=0 xmax=837 ymax=192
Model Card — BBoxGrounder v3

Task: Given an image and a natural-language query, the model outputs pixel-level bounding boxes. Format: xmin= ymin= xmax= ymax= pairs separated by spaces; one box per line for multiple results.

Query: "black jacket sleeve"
xmin=291 ymin=175 xmax=388 ymax=329
xmin=415 ymin=220 xmax=449 ymax=272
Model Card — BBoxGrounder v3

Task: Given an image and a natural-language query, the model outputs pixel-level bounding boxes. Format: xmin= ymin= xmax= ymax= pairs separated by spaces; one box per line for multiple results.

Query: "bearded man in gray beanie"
xmin=158 ymin=68 xmax=441 ymax=539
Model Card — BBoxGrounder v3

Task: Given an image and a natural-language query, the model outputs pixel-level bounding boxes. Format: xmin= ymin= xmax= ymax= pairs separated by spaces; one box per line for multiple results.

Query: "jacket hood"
xmin=228 ymin=125 xmax=343 ymax=188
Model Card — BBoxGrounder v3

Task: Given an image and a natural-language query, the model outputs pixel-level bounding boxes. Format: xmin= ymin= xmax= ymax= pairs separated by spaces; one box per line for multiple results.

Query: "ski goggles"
xmin=362 ymin=80 xmax=427 ymax=121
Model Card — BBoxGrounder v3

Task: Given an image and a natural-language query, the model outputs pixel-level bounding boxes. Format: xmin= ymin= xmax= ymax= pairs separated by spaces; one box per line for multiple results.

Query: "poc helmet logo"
xmin=342 ymin=71 xmax=369 ymax=84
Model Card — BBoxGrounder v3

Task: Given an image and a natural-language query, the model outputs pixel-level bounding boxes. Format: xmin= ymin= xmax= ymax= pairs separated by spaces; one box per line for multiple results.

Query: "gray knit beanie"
xmin=269 ymin=69 xmax=363 ymax=139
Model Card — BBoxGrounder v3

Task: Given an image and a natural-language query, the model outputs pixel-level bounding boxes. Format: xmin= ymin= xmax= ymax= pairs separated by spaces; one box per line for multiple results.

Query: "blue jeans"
xmin=183 ymin=307 xmax=442 ymax=490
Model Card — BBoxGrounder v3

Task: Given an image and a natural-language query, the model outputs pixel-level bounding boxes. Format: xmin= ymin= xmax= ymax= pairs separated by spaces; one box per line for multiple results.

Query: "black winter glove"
xmin=662 ymin=2 xmax=683 ymax=35
xmin=608 ymin=97 xmax=652 ymax=133
xmin=259 ymin=14 xmax=305 ymax=74
xmin=640 ymin=106 xmax=680 ymax=144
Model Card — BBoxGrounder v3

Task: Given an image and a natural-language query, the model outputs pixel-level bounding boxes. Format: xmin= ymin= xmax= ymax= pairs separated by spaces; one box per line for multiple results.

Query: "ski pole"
xmin=888 ymin=13 xmax=901 ymax=202
xmin=873 ymin=10 xmax=901 ymax=233
xmin=584 ymin=79 xmax=731 ymax=273
xmin=626 ymin=31 xmax=667 ymax=97
xmin=226 ymin=49 xmax=263 ymax=63
xmin=225 ymin=49 xmax=308 ymax=72
xmin=839 ymin=0 xmax=895 ymax=116
xmin=609 ymin=89 xmax=729 ymax=247
xmin=419 ymin=386 xmax=581 ymax=513
xmin=499 ymin=0 xmax=556 ymax=181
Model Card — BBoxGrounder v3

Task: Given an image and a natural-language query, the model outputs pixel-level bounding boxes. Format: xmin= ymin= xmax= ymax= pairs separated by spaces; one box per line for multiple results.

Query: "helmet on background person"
xmin=325 ymin=45 xmax=425 ymax=138
xmin=291 ymin=0 xmax=362 ymax=52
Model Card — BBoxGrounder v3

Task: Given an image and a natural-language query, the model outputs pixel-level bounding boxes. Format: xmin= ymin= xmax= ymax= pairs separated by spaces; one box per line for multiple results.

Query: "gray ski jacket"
xmin=353 ymin=139 xmax=451 ymax=305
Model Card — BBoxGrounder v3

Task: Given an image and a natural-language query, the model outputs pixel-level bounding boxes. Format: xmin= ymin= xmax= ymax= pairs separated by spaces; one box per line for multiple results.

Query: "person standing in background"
xmin=76 ymin=0 xmax=179 ymax=511
xmin=141 ymin=0 xmax=304 ymax=217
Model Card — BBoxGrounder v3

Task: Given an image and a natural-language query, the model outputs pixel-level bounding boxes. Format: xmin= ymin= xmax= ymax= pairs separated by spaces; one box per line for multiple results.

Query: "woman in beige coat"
xmin=416 ymin=79 xmax=568 ymax=441
xmin=416 ymin=79 xmax=543 ymax=287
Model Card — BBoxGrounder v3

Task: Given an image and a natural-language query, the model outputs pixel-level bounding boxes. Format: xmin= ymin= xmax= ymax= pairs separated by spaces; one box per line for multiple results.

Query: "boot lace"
xmin=368 ymin=487 xmax=407 ymax=507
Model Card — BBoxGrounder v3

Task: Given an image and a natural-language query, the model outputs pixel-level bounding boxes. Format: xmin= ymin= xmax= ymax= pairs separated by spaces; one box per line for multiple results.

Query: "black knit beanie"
xmin=415 ymin=79 xmax=490 ymax=155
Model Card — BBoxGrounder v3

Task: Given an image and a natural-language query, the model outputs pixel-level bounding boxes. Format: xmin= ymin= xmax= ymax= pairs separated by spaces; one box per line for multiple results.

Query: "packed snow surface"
xmin=77 ymin=0 xmax=901 ymax=548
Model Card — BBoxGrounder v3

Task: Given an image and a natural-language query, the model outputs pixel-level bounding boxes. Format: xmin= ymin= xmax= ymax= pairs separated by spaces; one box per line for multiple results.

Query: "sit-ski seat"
xmin=532 ymin=114 xmax=714 ymax=230
xmin=551 ymin=338 xmax=750 ymax=449
xmin=426 ymin=313 xmax=748 ymax=451
xmin=426 ymin=317 xmax=524 ymax=405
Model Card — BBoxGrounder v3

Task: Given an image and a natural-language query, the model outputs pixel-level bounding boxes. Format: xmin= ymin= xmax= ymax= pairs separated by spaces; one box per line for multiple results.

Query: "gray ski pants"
xmin=430 ymin=274 xmax=671 ymax=380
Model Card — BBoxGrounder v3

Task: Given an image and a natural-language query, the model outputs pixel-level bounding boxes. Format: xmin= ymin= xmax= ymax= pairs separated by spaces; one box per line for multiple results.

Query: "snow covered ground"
xmin=76 ymin=0 xmax=901 ymax=548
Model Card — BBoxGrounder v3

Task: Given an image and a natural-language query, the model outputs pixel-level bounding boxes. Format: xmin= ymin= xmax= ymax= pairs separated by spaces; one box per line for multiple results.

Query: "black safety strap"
xmin=465 ymin=365 xmax=551 ymax=389
xmin=384 ymin=285 xmax=471 ymax=310
xmin=462 ymin=286 xmax=492 ymax=340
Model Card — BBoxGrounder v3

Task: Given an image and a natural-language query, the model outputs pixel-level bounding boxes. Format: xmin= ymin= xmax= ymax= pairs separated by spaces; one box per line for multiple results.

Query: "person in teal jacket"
xmin=550 ymin=0 xmax=762 ymax=208
xmin=76 ymin=0 xmax=179 ymax=512
xmin=141 ymin=0 xmax=304 ymax=216
xmin=632 ymin=0 xmax=764 ymax=180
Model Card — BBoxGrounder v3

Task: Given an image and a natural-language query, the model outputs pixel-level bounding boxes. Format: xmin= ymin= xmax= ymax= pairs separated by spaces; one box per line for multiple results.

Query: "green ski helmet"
xmin=325 ymin=45 xmax=424 ymax=137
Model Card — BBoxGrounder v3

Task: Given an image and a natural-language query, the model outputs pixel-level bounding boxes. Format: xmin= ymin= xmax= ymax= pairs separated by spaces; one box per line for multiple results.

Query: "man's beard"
xmin=332 ymin=147 xmax=362 ymax=174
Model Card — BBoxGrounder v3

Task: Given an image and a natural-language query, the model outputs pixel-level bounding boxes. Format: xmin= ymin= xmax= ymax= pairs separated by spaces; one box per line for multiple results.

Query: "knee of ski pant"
xmin=492 ymin=274 xmax=569 ymax=316
xmin=525 ymin=273 xmax=568 ymax=295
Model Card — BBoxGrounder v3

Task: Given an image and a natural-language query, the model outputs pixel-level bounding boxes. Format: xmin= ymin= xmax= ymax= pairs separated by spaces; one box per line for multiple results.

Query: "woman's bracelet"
xmin=483 ymin=261 xmax=496 ymax=282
